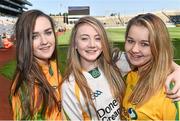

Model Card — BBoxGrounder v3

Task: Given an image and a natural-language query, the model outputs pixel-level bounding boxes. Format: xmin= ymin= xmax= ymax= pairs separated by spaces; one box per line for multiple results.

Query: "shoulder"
xmin=62 ymin=74 xmax=76 ymax=91
xmin=116 ymin=52 xmax=131 ymax=76
xmin=126 ymin=71 xmax=138 ymax=85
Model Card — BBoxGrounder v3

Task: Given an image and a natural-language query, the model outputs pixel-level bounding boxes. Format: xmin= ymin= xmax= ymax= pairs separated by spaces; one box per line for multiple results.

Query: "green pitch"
xmin=0 ymin=27 xmax=180 ymax=79
xmin=57 ymin=27 xmax=180 ymax=74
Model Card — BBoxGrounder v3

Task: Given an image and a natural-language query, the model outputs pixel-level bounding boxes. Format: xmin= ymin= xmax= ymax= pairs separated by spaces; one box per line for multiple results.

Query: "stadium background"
xmin=0 ymin=0 xmax=180 ymax=36
xmin=0 ymin=0 xmax=180 ymax=119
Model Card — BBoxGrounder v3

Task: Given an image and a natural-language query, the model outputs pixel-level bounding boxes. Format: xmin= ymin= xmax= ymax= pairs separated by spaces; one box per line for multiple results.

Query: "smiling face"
xmin=75 ymin=23 xmax=102 ymax=70
xmin=125 ymin=25 xmax=152 ymax=68
xmin=32 ymin=16 xmax=55 ymax=64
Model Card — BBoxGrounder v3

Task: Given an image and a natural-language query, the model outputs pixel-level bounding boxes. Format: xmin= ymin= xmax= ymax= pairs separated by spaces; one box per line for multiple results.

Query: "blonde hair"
xmin=63 ymin=16 xmax=125 ymax=116
xmin=125 ymin=13 xmax=174 ymax=106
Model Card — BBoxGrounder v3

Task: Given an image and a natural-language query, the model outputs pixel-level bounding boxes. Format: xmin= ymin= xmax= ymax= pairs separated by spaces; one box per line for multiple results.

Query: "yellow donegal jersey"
xmin=11 ymin=60 xmax=62 ymax=120
xmin=122 ymin=71 xmax=176 ymax=120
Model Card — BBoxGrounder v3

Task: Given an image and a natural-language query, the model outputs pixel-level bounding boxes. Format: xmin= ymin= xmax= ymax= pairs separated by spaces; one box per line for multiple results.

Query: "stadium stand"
xmin=161 ymin=11 xmax=180 ymax=27
xmin=0 ymin=0 xmax=32 ymax=48
xmin=0 ymin=0 xmax=32 ymax=16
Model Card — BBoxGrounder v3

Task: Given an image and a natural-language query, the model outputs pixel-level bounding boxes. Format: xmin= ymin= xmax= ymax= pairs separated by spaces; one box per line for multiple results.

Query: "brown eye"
xmin=45 ymin=31 xmax=52 ymax=36
xmin=81 ymin=37 xmax=89 ymax=41
xmin=95 ymin=37 xmax=101 ymax=41
xmin=126 ymin=39 xmax=134 ymax=44
xmin=141 ymin=42 xmax=149 ymax=47
xmin=32 ymin=34 xmax=39 ymax=40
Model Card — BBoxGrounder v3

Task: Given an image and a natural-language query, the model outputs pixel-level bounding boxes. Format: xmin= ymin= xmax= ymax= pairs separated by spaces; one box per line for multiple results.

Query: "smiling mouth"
xmin=40 ymin=46 xmax=51 ymax=50
xmin=130 ymin=54 xmax=143 ymax=59
xmin=85 ymin=50 xmax=97 ymax=53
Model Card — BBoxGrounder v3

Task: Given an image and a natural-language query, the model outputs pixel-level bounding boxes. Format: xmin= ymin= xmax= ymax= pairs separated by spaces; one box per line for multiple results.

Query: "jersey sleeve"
xmin=116 ymin=52 xmax=131 ymax=76
xmin=162 ymin=94 xmax=177 ymax=120
xmin=61 ymin=80 xmax=83 ymax=120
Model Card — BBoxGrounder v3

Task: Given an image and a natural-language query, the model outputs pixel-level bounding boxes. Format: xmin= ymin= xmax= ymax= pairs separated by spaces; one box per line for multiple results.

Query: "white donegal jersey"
xmin=62 ymin=68 xmax=121 ymax=121
xmin=116 ymin=52 xmax=131 ymax=76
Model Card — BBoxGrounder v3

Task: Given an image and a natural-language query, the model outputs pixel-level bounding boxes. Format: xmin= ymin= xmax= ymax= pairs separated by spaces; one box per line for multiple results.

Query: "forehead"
xmin=128 ymin=25 xmax=149 ymax=39
xmin=76 ymin=23 xmax=98 ymax=35
xmin=34 ymin=16 xmax=52 ymax=32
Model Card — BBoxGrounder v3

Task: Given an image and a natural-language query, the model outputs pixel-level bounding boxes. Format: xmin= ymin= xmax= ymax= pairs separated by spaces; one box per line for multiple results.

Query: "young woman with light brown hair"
xmin=122 ymin=13 xmax=179 ymax=120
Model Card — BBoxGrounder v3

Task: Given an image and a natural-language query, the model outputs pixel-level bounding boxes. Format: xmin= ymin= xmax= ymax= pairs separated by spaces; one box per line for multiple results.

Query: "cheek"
xmin=51 ymin=36 xmax=55 ymax=44
xmin=96 ymin=41 xmax=102 ymax=49
xmin=147 ymin=53 xmax=153 ymax=61
xmin=145 ymin=48 xmax=152 ymax=57
xmin=124 ymin=43 xmax=130 ymax=52
xmin=32 ymin=40 xmax=38 ymax=50
xmin=76 ymin=41 xmax=87 ymax=50
xmin=52 ymin=40 xmax=55 ymax=47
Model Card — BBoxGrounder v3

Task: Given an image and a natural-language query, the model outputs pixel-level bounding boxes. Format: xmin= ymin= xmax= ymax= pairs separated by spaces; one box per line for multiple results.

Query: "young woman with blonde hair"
xmin=62 ymin=16 xmax=126 ymax=120
xmin=122 ymin=13 xmax=179 ymax=120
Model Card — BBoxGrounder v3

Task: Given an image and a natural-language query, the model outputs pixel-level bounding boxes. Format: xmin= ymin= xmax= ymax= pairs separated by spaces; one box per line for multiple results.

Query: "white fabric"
xmin=62 ymin=68 xmax=121 ymax=120
xmin=116 ymin=52 xmax=131 ymax=76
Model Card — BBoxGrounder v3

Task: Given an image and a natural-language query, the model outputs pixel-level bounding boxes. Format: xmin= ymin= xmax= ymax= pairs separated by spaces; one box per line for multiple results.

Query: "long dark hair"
xmin=11 ymin=10 xmax=60 ymax=118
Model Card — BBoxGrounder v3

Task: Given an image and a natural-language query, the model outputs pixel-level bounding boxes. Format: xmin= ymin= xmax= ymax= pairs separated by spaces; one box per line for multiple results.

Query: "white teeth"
xmin=86 ymin=50 xmax=96 ymax=52
xmin=40 ymin=46 xmax=50 ymax=50
xmin=131 ymin=54 xmax=141 ymax=57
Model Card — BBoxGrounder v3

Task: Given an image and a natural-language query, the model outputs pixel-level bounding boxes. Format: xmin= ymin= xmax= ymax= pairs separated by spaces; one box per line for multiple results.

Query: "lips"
xmin=129 ymin=53 xmax=143 ymax=60
xmin=131 ymin=54 xmax=142 ymax=58
xmin=85 ymin=50 xmax=97 ymax=53
xmin=39 ymin=46 xmax=51 ymax=50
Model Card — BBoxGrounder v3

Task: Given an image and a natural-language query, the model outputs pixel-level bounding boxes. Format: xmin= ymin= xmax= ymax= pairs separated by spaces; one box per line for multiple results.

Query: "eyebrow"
xmin=141 ymin=40 xmax=149 ymax=43
xmin=33 ymin=28 xmax=53 ymax=34
xmin=80 ymin=34 xmax=100 ymax=36
xmin=127 ymin=36 xmax=149 ymax=42
xmin=80 ymin=34 xmax=89 ymax=36
xmin=127 ymin=36 xmax=133 ymax=39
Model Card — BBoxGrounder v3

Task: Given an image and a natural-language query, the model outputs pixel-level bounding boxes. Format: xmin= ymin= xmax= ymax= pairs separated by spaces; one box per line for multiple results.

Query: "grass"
xmin=57 ymin=46 xmax=68 ymax=74
xmin=0 ymin=27 xmax=180 ymax=79
xmin=57 ymin=27 xmax=180 ymax=44
xmin=0 ymin=60 xmax=16 ymax=80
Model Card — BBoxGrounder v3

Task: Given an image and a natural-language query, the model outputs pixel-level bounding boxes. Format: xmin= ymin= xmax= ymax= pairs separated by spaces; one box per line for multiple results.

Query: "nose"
xmin=131 ymin=43 xmax=140 ymax=53
xmin=40 ymin=35 xmax=48 ymax=45
xmin=88 ymin=39 xmax=95 ymax=48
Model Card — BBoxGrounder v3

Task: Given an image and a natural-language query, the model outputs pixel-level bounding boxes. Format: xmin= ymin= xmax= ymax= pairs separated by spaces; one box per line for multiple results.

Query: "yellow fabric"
xmin=12 ymin=93 xmax=22 ymax=119
xmin=75 ymin=82 xmax=91 ymax=121
xmin=122 ymin=71 xmax=176 ymax=120
xmin=11 ymin=60 xmax=62 ymax=120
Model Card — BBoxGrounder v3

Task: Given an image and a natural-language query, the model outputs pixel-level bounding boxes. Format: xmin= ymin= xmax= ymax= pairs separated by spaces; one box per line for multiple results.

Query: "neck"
xmin=81 ymin=61 xmax=98 ymax=71
xmin=35 ymin=58 xmax=49 ymax=66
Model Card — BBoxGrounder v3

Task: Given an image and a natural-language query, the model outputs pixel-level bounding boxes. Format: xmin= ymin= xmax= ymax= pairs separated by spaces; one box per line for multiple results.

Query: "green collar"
xmin=88 ymin=67 xmax=101 ymax=78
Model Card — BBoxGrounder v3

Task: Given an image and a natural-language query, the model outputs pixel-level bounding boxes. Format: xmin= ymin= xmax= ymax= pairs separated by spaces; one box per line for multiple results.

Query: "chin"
xmin=130 ymin=61 xmax=141 ymax=67
xmin=41 ymin=54 xmax=53 ymax=59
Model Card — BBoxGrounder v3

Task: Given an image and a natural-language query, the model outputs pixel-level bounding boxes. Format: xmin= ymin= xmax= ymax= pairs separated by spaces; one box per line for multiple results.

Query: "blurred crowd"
xmin=0 ymin=32 xmax=14 ymax=49
xmin=0 ymin=16 xmax=16 ymax=49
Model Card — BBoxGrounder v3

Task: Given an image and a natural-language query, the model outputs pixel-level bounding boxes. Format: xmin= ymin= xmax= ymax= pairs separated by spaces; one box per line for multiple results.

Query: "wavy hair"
xmin=125 ymin=13 xmax=174 ymax=106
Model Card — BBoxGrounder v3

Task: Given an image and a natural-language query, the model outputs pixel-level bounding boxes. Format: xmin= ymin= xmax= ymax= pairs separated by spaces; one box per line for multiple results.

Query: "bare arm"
xmin=165 ymin=61 xmax=180 ymax=101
